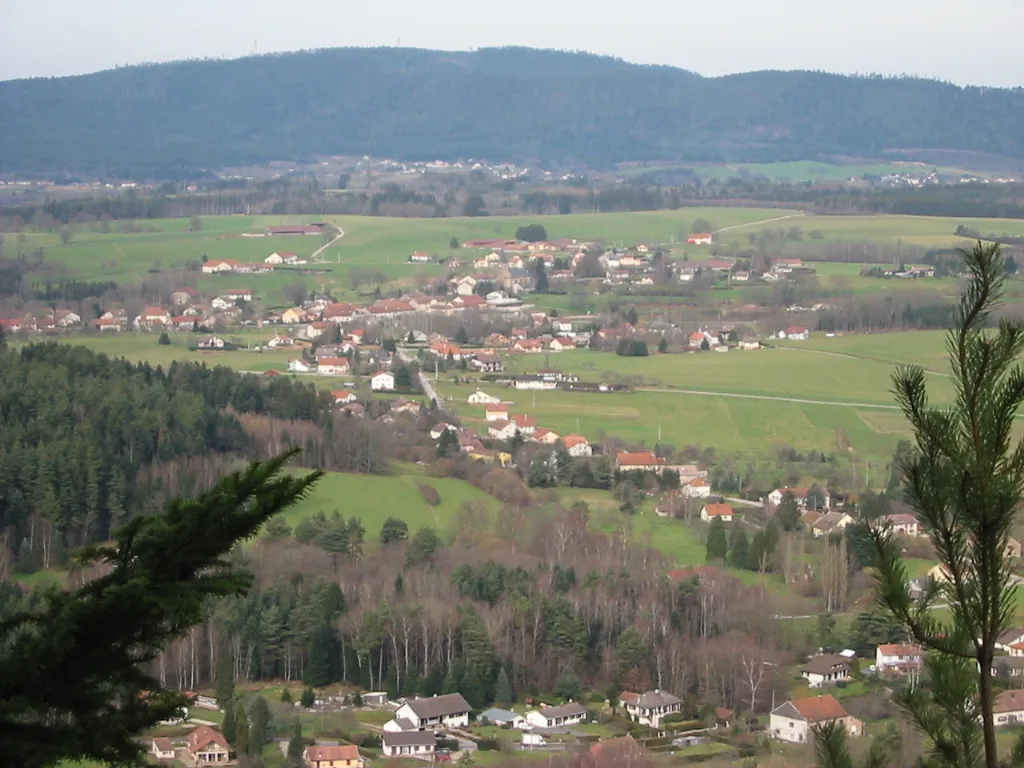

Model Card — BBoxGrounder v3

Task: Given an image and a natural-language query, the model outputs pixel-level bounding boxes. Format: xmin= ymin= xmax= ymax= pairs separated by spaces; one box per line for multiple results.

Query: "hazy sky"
xmin=2 ymin=0 xmax=1023 ymax=86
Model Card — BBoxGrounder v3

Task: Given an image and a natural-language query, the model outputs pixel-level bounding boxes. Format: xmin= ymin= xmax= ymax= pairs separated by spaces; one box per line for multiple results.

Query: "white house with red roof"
xmin=317 ymin=357 xmax=351 ymax=376
xmin=563 ymin=434 xmax=592 ymax=457
xmin=701 ymin=503 xmax=734 ymax=523
xmin=265 ymin=251 xmax=299 ymax=264
xmin=532 ymin=427 xmax=560 ymax=444
xmin=511 ymin=414 xmax=536 ymax=436
xmin=687 ymin=233 xmax=713 ymax=245
xmin=769 ymin=695 xmax=861 ymax=744
xmin=186 ymin=725 xmax=233 ymax=764
xmin=549 ymin=336 xmax=575 ymax=352
xmin=778 ymin=326 xmax=810 ymax=341
xmin=288 ymin=358 xmax=314 ymax=373
xmin=875 ymin=643 xmax=923 ymax=674
xmin=332 ymin=390 xmax=357 ymax=405
xmin=880 ymin=513 xmax=921 ymax=537
xmin=304 ymin=744 xmax=364 ymax=768
xmin=484 ymin=403 xmax=509 ymax=422
xmin=201 ymin=259 xmax=240 ymax=274
xmin=682 ymin=477 xmax=712 ymax=498
xmin=616 ymin=451 xmax=666 ymax=473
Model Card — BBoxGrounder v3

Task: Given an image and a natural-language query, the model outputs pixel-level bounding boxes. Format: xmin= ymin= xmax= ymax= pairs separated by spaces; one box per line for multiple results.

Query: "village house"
xmin=429 ymin=422 xmax=457 ymax=440
xmin=880 ymin=513 xmax=921 ymax=537
xmin=688 ymin=330 xmax=717 ymax=349
xmin=484 ymin=404 xmax=510 ymax=422
xmin=201 ymin=259 xmax=241 ymax=274
xmin=769 ymin=695 xmax=862 ymax=744
xmin=487 ymin=420 xmax=519 ymax=440
xmin=549 ymin=336 xmax=575 ymax=352
xmin=323 ymin=303 xmax=358 ymax=323
xmin=430 ymin=342 xmax=463 ymax=360
xmin=332 ymin=390 xmax=357 ymax=405
xmin=618 ymin=690 xmax=683 ymax=727
xmin=187 ymin=725 xmax=233 ymax=764
xmin=811 ymin=512 xmax=855 ymax=538
xmin=470 ymin=352 xmax=504 ymax=372
xmin=701 ymin=503 xmax=734 ymax=523
xmin=1007 ymin=537 xmax=1023 ymax=559
xmin=682 ymin=477 xmax=712 ymax=498
xmin=511 ymin=339 xmax=544 ymax=354
xmin=197 ymin=335 xmax=226 ymax=350
xmin=172 ymin=287 xmax=201 ymax=306
xmin=994 ymin=690 xmax=1024 ymax=727
xmin=267 ymin=334 xmax=295 ymax=348
xmin=468 ymin=390 xmax=501 ymax=405
xmin=801 ymin=654 xmax=852 ymax=688
xmin=151 ymin=737 xmax=176 ymax=761
xmin=281 ymin=308 xmax=305 ymax=325
xmin=138 ymin=306 xmax=171 ymax=327
xmin=303 ymin=744 xmax=364 ymax=768
xmin=392 ymin=398 xmax=421 ymax=416
xmin=479 ymin=708 xmax=527 ymax=729
xmin=768 ymin=486 xmax=830 ymax=510
xmin=381 ymin=730 xmax=435 ymax=759
xmin=532 ymin=428 xmax=560 ymax=445
xmin=409 ymin=251 xmax=434 ymax=263
xmin=875 ymin=643 xmax=924 ymax=675
xmin=563 ymin=434 xmax=592 ymax=457
xmin=778 ymin=326 xmax=810 ymax=341
xmin=317 ymin=357 xmax=351 ymax=376
xmin=371 ymin=371 xmax=396 ymax=392
xmin=454 ymin=275 xmax=477 ymax=296
xmin=220 ymin=288 xmax=253 ymax=302
xmin=615 ymin=451 xmax=666 ymax=474
xmin=511 ymin=414 xmax=536 ymax=436
xmin=393 ymin=693 xmax=471 ymax=730
xmin=288 ymin=359 xmax=314 ymax=373
xmin=94 ymin=317 xmax=124 ymax=331
xmin=265 ymin=251 xmax=299 ymax=264
xmin=996 ymin=628 xmax=1024 ymax=654
xmin=525 ymin=702 xmax=588 ymax=729
xmin=687 ymin=233 xmax=713 ymax=245
xmin=514 ymin=374 xmax=557 ymax=390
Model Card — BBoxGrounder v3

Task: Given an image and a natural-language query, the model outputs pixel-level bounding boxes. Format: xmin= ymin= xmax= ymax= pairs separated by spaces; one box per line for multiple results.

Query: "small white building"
xmin=875 ymin=643 xmax=923 ymax=675
xmin=700 ymin=503 xmax=734 ymax=523
xmin=682 ymin=478 xmax=712 ymax=498
xmin=468 ymin=390 xmax=501 ymax=405
xmin=479 ymin=708 xmax=527 ymax=729
xmin=769 ymin=695 xmax=861 ymax=744
xmin=525 ymin=702 xmax=587 ymax=729
xmin=800 ymin=655 xmax=851 ymax=688
xmin=778 ymin=326 xmax=810 ymax=341
xmin=563 ymin=435 xmax=592 ymax=457
xmin=382 ymin=730 xmax=435 ymax=759
xmin=197 ymin=335 xmax=226 ymax=350
xmin=393 ymin=693 xmax=471 ymax=730
xmin=484 ymin=404 xmax=510 ymax=422
xmin=522 ymin=732 xmax=547 ymax=748
xmin=995 ymin=690 xmax=1024 ymax=727
xmin=371 ymin=371 xmax=396 ymax=392
xmin=288 ymin=358 xmax=314 ymax=373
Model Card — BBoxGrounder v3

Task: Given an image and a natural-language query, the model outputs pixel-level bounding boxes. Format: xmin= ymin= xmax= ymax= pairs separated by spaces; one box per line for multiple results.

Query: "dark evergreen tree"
xmin=0 ymin=450 xmax=320 ymax=767
xmin=248 ymin=695 xmax=270 ymax=754
xmin=728 ymin=526 xmax=749 ymax=569
xmin=234 ymin=701 xmax=249 ymax=756
xmin=286 ymin=718 xmax=305 ymax=767
xmin=379 ymin=516 xmax=409 ymax=545
xmin=306 ymin=624 xmax=333 ymax=687
xmin=494 ymin=666 xmax=514 ymax=705
xmin=222 ymin=699 xmax=237 ymax=744
xmin=705 ymin=517 xmax=728 ymax=561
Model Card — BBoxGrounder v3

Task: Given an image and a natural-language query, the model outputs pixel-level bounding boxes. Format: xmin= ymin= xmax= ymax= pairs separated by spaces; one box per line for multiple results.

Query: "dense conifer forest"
xmin=3 ymin=47 xmax=1023 ymax=175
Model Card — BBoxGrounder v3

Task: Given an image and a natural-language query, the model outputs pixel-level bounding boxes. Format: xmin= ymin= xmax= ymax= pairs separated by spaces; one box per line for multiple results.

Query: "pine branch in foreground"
xmin=0 ymin=448 xmax=322 ymax=767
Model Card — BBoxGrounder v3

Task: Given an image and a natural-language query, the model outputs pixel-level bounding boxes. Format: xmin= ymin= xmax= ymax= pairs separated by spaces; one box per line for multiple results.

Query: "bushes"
xmin=477 ymin=738 xmax=502 ymax=752
xmin=417 ymin=483 xmax=441 ymax=506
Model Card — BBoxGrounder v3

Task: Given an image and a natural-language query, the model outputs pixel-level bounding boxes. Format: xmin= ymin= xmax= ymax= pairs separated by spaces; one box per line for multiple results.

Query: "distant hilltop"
xmin=2 ymin=46 xmax=1023 ymax=175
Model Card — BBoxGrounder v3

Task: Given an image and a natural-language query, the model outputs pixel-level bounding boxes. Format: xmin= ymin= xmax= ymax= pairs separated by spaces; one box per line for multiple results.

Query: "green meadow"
xmin=283 ymin=464 xmax=498 ymax=537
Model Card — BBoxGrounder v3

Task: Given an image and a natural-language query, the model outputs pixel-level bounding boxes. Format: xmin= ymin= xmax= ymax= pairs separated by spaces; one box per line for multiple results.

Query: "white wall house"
xmin=619 ymin=690 xmax=683 ymax=727
xmin=525 ymin=703 xmax=587 ymax=729
xmin=769 ymin=695 xmax=861 ymax=744
xmin=371 ymin=371 xmax=396 ymax=391
xmin=382 ymin=730 xmax=435 ymax=758
xmin=875 ymin=644 xmax=923 ymax=675
xmin=393 ymin=693 xmax=471 ymax=730
xmin=468 ymin=390 xmax=501 ymax=405
xmin=800 ymin=655 xmax=851 ymax=688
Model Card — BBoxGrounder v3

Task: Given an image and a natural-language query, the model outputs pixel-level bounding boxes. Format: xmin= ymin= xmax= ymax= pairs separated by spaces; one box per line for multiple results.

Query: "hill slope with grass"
xmin=3 ymin=47 xmax=1024 ymax=174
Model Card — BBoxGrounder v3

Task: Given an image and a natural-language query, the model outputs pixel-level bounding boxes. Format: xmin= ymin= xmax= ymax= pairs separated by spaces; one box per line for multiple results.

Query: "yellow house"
xmin=303 ymin=744 xmax=364 ymax=768
xmin=928 ymin=564 xmax=952 ymax=584
xmin=281 ymin=307 xmax=304 ymax=325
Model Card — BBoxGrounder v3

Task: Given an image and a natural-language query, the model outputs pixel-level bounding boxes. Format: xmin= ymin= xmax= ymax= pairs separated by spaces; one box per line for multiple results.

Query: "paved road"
xmin=713 ymin=213 xmax=805 ymax=234
xmin=311 ymin=227 xmax=346 ymax=262
xmin=397 ymin=346 xmax=449 ymax=415
xmin=638 ymin=387 xmax=901 ymax=410
xmin=722 ymin=496 xmax=764 ymax=508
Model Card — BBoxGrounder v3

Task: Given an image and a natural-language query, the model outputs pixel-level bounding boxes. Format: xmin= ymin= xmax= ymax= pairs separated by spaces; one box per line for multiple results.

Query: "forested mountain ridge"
xmin=2 ymin=46 xmax=1023 ymax=175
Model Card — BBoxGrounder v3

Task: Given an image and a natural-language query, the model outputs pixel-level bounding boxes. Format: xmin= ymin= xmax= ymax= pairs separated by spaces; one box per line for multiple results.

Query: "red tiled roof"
xmin=995 ymin=690 xmax=1024 ymax=714
xmin=703 ymin=503 xmax=734 ymax=518
xmin=790 ymin=695 xmax=849 ymax=722
xmin=484 ymin=404 xmax=508 ymax=412
xmin=305 ymin=744 xmax=361 ymax=761
xmin=563 ymin=434 xmax=589 ymax=448
xmin=616 ymin=451 xmax=664 ymax=467
xmin=512 ymin=415 xmax=536 ymax=428
xmin=187 ymin=725 xmax=229 ymax=753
